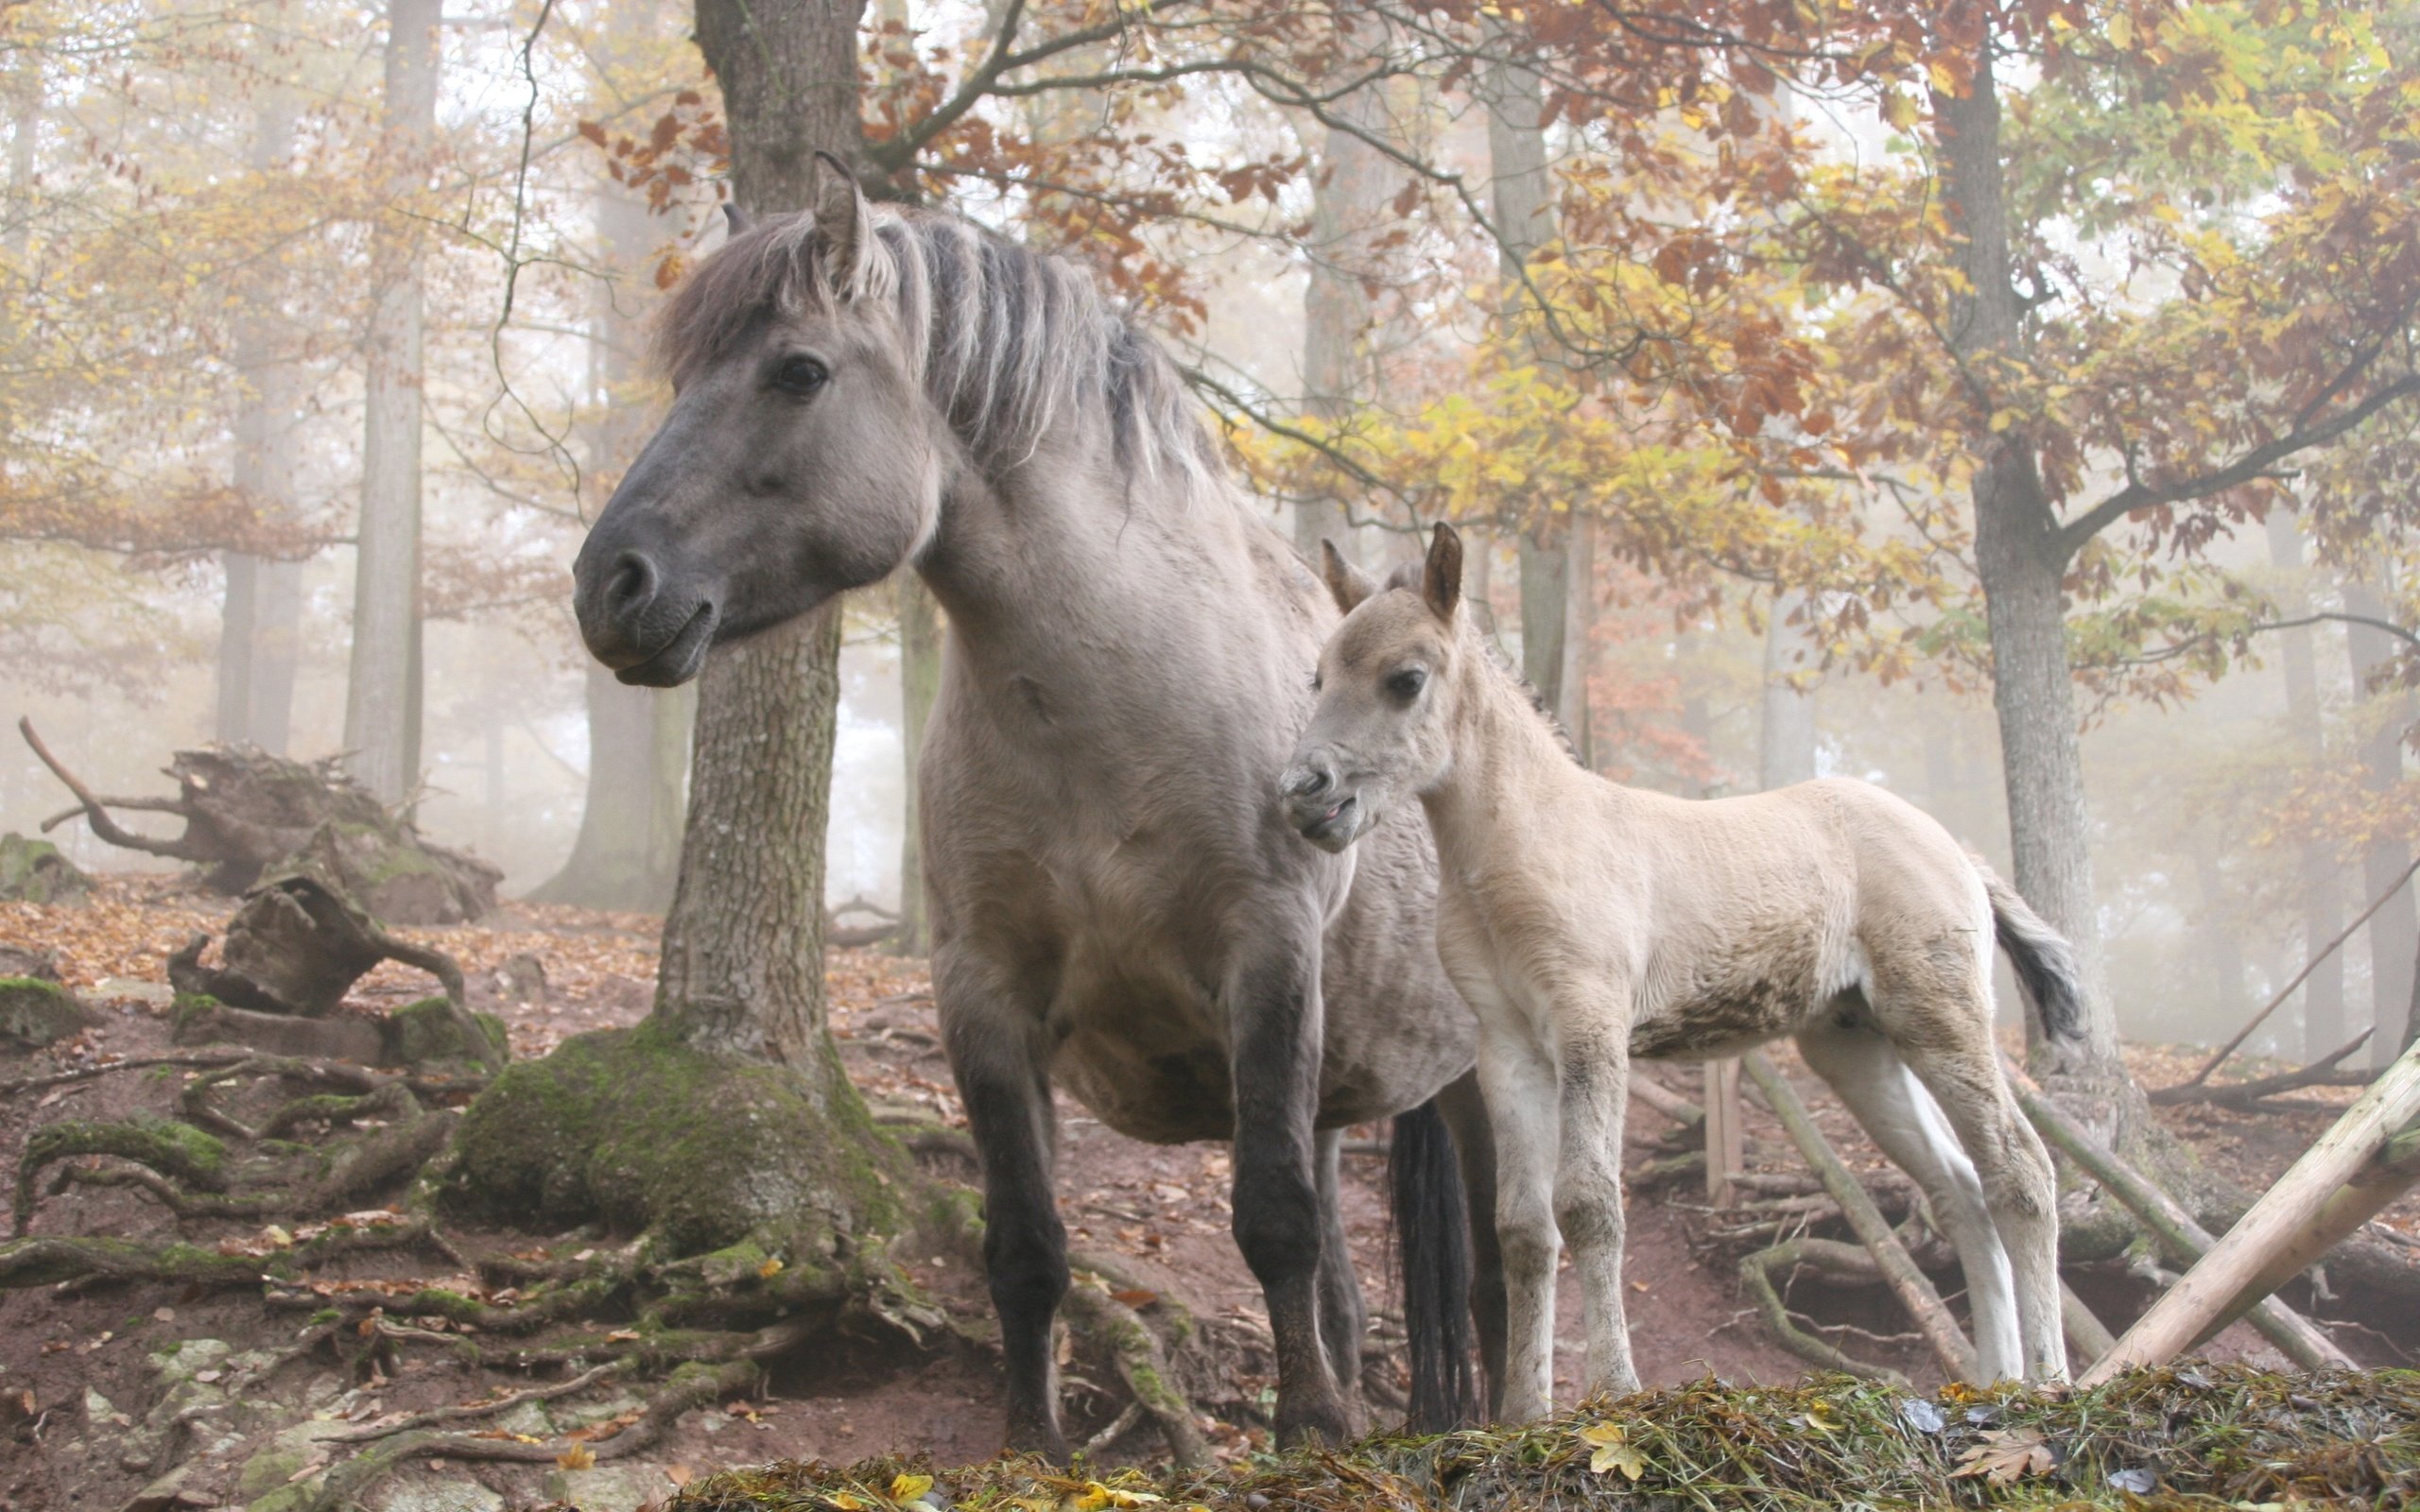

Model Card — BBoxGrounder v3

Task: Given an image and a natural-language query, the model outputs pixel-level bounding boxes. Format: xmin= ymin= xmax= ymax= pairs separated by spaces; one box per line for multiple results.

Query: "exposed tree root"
xmin=1064 ymin=1261 xmax=1211 ymax=1469
xmin=1737 ymin=1237 xmax=1912 ymax=1386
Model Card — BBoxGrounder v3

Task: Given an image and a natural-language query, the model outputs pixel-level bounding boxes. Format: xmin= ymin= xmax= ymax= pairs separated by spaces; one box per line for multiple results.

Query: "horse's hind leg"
xmin=1796 ymin=1018 xmax=2019 ymax=1381
xmin=1436 ymin=1068 xmax=1508 ymax=1418
xmin=1313 ymin=1127 xmax=1367 ymax=1411
xmin=1885 ymin=1015 xmax=2068 ymax=1383
xmin=938 ymin=953 xmax=1071 ymax=1457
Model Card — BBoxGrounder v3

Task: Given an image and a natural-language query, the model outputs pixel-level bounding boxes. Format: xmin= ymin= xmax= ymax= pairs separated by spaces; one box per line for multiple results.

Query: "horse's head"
xmin=1282 ymin=524 xmax=1468 ymax=852
xmin=573 ymin=158 xmax=941 ymax=686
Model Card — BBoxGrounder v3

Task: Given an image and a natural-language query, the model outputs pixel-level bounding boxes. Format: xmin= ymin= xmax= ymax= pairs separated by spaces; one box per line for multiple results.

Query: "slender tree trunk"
xmin=1294 ymin=15 xmax=1389 ymax=562
xmin=535 ymin=34 xmax=695 ymax=911
xmin=1477 ymin=26 xmax=1566 ymax=712
xmin=893 ymin=575 xmax=939 ymax=954
xmin=2193 ymin=845 xmax=2248 ymax=1033
xmin=219 ymin=94 xmax=304 ymax=754
xmin=1558 ymin=509 xmax=1595 ymax=765
xmin=1758 ymin=593 xmax=1819 ymax=791
xmin=2266 ymin=512 xmax=2345 ymax=1057
xmin=1934 ymin=43 xmax=2134 ymax=1123
xmin=343 ymin=0 xmax=441 ymax=804
xmin=2345 ymin=580 xmax=2420 ymax=1059
xmin=666 ymin=0 xmax=867 ymax=1072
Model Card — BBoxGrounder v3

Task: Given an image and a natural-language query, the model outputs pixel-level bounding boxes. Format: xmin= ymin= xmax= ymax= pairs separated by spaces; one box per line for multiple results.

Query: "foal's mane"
xmin=655 ymin=205 xmax=1220 ymax=494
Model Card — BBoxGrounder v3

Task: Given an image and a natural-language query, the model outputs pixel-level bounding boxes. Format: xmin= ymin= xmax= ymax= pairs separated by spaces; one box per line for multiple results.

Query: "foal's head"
xmin=572 ymin=159 xmax=942 ymax=686
xmin=1282 ymin=524 xmax=1470 ymax=852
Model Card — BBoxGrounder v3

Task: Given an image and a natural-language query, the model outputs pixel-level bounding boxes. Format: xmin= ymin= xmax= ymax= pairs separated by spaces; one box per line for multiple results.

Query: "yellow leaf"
xmin=758 ymin=1256 xmax=786 ymax=1279
xmin=890 ymin=1474 xmax=934 ymax=1503
xmin=1580 ymin=1421 xmax=1645 ymax=1479
xmin=555 ymin=1443 xmax=596 ymax=1470
xmin=1805 ymin=1400 xmax=1842 ymax=1435
xmin=831 ymin=1495 xmax=866 ymax=1511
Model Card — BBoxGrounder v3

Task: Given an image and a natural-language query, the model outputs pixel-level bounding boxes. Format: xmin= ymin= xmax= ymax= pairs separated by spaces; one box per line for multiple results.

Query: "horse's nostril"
xmin=607 ymin=551 xmax=658 ymax=615
xmin=1290 ymin=766 xmax=1332 ymax=799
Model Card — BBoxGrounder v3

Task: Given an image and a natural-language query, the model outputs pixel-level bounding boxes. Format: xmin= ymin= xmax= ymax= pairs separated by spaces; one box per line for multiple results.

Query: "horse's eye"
xmin=1311 ymin=670 xmax=1322 ymax=693
xmin=772 ymin=355 xmax=829 ymax=396
xmin=1387 ymin=667 xmax=1426 ymax=701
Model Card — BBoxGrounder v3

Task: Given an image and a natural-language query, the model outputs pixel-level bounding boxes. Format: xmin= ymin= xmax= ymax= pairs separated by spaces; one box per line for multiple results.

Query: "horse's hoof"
xmin=1003 ymin=1416 xmax=1071 ymax=1463
xmin=1274 ymin=1398 xmax=1356 ymax=1449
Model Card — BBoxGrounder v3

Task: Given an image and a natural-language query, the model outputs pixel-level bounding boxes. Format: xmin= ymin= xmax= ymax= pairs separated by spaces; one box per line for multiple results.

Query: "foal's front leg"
xmin=1228 ymin=936 xmax=1358 ymax=1446
xmin=1552 ymin=1005 xmax=1638 ymax=1399
xmin=1475 ymin=1017 xmax=1562 ymax=1421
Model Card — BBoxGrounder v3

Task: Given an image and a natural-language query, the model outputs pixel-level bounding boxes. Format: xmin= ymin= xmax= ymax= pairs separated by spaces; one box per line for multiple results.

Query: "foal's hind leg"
xmin=1796 ymin=1019 xmax=2018 ymax=1381
xmin=1313 ymin=1127 xmax=1368 ymax=1409
xmin=937 ymin=951 xmax=1071 ymax=1457
xmin=1881 ymin=1005 xmax=2068 ymax=1383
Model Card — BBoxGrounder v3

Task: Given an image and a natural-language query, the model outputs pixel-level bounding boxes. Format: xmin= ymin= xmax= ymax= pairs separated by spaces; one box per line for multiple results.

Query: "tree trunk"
xmin=1557 ymin=508 xmax=1595 ymax=766
xmin=2266 ymin=511 xmax=2345 ymax=1057
xmin=343 ymin=0 xmax=441 ymax=805
xmin=892 ymin=575 xmax=938 ymax=955
xmin=1758 ymin=593 xmax=1819 ymax=791
xmin=1477 ymin=26 xmax=1566 ymax=714
xmin=1293 ymin=16 xmax=1389 ymax=563
xmin=217 ymin=94 xmax=304 ymax=754
xmin=2344 ymin=580 xmax=2418 ymax=1060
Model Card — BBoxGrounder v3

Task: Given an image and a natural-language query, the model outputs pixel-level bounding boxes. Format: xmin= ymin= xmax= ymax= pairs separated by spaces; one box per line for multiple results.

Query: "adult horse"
xmin=570 ymin=163 xmax=1500 ymax=1453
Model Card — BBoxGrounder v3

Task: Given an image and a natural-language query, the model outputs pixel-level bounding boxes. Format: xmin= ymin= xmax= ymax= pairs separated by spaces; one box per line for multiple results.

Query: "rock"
xmin=119 ymin=1464 xmax=214 ymax=1512
xmin=0 ymin=975 xmax=95 ymax=1050
xmin=149 ymin=1338 xmax=233 ymax=1386
xmin=93 ymin=976 xmax=175 ymax=1006
xmin=236 ymin=1420 xmax=351 ymax=1501
xmin=380 ymin=997 xmax=508 ymax=1068
xmin=0 ymin=832 xmax=89 ymax=902
xmin=543 ymin=1465 xmax=677 ymax=1512
xmin=0 ymin=942 xmax=61 ymax=979
xmin=487 ymin=1400 xmax=555 ymax=1439
xmin=170 ymin=993 xmax=386 ymax=1062
xmin=85 ymin=1386 xmax=130 ymax=1428
xmin=370 ymin=1472 xmax=504 ymax=1512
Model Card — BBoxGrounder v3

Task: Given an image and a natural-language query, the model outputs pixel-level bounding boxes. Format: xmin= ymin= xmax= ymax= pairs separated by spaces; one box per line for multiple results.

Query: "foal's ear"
xmin=810 ymin=150 xmax=871 ymax=298
xmin=1421 ymin=523 xmax=1463 ymax=622
xmin=1321 ymin=539 xmax=1381 ymax=615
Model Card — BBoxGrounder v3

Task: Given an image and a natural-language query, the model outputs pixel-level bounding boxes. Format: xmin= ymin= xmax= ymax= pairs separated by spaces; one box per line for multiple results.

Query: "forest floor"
xmin=2 ymin=874 xmax=2415 ymax=1512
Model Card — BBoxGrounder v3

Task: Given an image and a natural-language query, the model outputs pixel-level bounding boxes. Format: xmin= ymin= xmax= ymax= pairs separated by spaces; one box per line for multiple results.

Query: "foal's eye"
xmin=1310 ymin=670 xmax=1322 ymax=693
xmin=771 ymin=354 xmax=829 ymax=396
xmin=1387 ymin=667 xmax=1427 ymax=700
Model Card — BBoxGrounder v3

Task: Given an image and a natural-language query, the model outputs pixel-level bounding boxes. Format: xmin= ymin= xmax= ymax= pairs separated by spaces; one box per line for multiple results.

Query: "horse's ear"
xmin=721 ymin=200 xmax=754 ymax=237
xmin=1421 ymin=523 xmax=1462 ymax=623
xmin=811 ymin=150 xmax=869 ymax=297
xmin=1322 ymin=540 xmax=1380 ymax=615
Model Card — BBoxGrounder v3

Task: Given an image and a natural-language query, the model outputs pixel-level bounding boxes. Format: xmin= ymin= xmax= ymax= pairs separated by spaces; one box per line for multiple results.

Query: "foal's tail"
xmin=1979 ymin=865 xmax=2086 ymax=1043
xmin=1390 ymin=1097 xmax=1479 ymax=1432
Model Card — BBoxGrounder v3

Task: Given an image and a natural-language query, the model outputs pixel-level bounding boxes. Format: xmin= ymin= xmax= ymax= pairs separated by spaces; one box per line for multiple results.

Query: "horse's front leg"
xmin=1476 ymin=1016 xmax=1562 ymax=1421
xmin=1227 ymin=934 xmax=1358 ymax=1447
xmin=1552 ymin=1003 xmax=1638 ymax=1398
xmin=937 ymin=949 xmax=1071 ymax=1458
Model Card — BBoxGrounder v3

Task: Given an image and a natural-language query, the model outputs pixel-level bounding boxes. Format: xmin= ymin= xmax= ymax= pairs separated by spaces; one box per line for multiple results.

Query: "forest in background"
xmin=2 ymin=0 xmax=2418 ymax=1079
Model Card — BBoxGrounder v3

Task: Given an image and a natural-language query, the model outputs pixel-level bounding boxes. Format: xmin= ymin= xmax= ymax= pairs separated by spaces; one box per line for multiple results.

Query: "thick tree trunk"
xmin=1935 ymin=43 xmax=2137 ymax=1139
xmin=2344 ymin=581 xmax=2418 ymax=1059
xmin=892 ymin=575 xmax=938 ymax=955
xmin=2266 ymin=512 xmax=2345 ymax=1057
xmin=343 ymin=0 xmax=441 ymax=805
xmin=1293 ymin=16 xmax=1389 ymax=563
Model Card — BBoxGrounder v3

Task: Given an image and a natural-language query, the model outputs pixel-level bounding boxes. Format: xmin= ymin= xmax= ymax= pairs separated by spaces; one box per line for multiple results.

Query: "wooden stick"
xmin=2150 ymin=1029 xmax=2374 ymax=1108
xmin=2060 ymin=1281 xmax=2118 ymax=1366
xmin=2070 ymin=1042 xmax=2420 ymax=1383
xmin=1704 ymin=1057 xmax=1745 ymax=1206
xmin=1629 ymin=1072 xmax=1703 ymax=1129
xmin=2173 ymin=854 xmax=2420 ymax=1091
xmin=2004 ymin=1059 xmax=2351 ymax=1373
xmin=2191 ymin=1121 xmax=2420 ymax=1347
xmin=1741 ymin=1051 xmax=1977 ymax=1381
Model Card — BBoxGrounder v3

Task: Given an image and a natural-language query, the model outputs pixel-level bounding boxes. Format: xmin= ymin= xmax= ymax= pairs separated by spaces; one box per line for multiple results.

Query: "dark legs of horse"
xmin=939 ymin=957 xmax=1070 ymax=1457
xmin=1229 ymin=943 xmax=1357 ymax=1447
xmin=1437 ymin=1068 xmax=1508 ymax=1418
xmin=1313 ymin=1127 xmax=1367 ymax=1408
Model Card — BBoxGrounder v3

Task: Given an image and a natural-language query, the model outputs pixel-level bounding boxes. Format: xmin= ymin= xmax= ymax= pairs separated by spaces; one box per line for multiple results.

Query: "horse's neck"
xmin=1422 ymin=651 xmax=1607 ymax=872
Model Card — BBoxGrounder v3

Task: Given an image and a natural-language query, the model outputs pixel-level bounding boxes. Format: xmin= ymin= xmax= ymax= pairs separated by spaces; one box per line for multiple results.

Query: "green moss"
xmin=0 ymin=833 xmax=88 ymax=902
xmin=0 ymin=976 xmax=93 ymax=1049
xmin=444 ymin=1021 xmax=908 ymax=1260
xmin=168 ymin=993 xmax=222 ymax=1038
xmin=378 ymin=996 xmax=507 ymax=1067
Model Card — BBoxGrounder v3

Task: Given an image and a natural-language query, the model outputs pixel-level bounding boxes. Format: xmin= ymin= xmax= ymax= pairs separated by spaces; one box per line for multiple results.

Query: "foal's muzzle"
xmin=1281 ymin=756 xmax=1365 ymax=852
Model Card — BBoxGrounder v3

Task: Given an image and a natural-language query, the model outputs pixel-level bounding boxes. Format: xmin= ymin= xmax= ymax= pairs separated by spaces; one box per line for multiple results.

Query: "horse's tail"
xmin=1390 ymin=1096 xmax=1479 ymax=1433
xmin=1979 ymin=864 xmax=2086 ymax=1043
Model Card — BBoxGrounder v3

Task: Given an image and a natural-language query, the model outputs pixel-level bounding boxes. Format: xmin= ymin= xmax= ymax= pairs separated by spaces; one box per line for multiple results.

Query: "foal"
xmin=1282 ymin=524 xmax=2077 ymax=1418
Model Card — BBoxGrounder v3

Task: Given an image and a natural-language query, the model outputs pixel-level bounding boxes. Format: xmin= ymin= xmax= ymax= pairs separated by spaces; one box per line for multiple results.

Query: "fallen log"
xmin=2084 ymin=1036 xmax=2420 ymax=1383
xmin=2003 ymin=1060 xmax=2355 ymax=1377
xmin=2150 ymin=1029 xmax=2374 ymax=1108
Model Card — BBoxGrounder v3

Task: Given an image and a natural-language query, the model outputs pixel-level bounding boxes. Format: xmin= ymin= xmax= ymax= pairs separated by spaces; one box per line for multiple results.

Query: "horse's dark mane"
xmin=654 ymin=205 xmax=1220 ymax=492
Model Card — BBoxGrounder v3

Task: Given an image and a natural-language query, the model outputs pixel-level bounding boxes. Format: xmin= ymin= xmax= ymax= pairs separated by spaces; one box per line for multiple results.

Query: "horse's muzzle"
xmin=573 ymin=537 xmax=719 ymax=686
xmin=1282 ymin=757 xmax=1365 ymax=851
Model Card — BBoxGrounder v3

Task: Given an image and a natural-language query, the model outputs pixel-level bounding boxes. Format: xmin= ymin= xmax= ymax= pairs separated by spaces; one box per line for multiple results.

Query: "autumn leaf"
xmin=1111 ymin=1289 xmax=1159 ymax=1308
xmin=1803 ymin=1399 xmax=1842 ymax=1435
xmin=757 ymin=1255 xmax=785 ymax=1280
xmin=555 ymin=1442 xmax=596 ymax=1471
xmin=890 ymin=1473 xmax=934 ymax=1503
xmin=1952 ymin=1428 xmax=2056 ymax=1485
xmin=1579 ymin=1420 xmax=1645 ymax=1479
xmin=1072 ymin=1482 xmax=1162 ymax=1509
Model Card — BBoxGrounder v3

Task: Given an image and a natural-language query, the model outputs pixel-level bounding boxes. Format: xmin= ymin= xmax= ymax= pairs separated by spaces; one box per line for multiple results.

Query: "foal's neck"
xmin=1419 ymin=629 xmax=1601 ymax=865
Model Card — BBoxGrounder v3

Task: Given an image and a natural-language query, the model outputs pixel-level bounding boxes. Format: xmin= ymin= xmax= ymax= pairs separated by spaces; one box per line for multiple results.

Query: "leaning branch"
xmin=18 ymin=716 xmax=205 ymax=863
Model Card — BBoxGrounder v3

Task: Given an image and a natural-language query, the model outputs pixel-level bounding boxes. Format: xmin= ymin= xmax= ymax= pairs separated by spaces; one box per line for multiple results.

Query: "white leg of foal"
xmin=1478 ymin=1026 xmax=1561 ymax=1421
xmin=1798 ymin=1023 xmax=2017 ymax=1382
xmin=1554 ymin=1022 xmax=1637 ymax=1398
xmin=1897 ymin=1040 xmax=2069 ymax=1383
